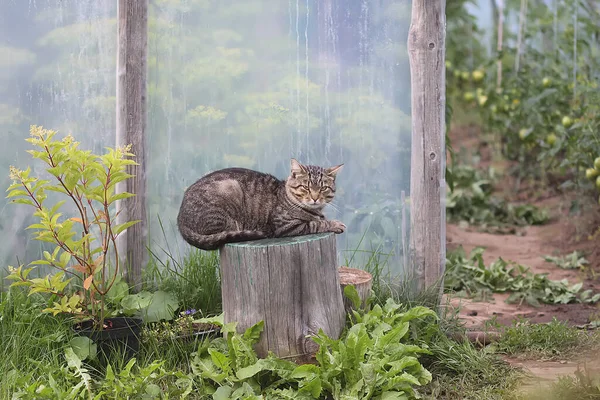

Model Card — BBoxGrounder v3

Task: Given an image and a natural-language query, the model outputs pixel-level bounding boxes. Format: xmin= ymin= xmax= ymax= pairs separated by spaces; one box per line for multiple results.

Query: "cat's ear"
xmin=290 ymin=158 xmax=306 ymax=176
xmin=326 ymin=163 xmax=344 ymax=178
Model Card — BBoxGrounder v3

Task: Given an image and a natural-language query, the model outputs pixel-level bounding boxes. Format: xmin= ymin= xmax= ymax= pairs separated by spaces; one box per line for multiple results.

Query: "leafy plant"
xmin=445 ymin=246 xmax=600 ymax=306
xmin=190 ymin=295 xmax=436 ymax=399
xmin=5 ymin=125 xmax=139 ymax=330
xmin=446 ymin=165 xmax=548 ymax=231
xmin=544 ymin=250 xmax=589 ymax=270
xmin=145 ymin=242 xmax=222 ymax=317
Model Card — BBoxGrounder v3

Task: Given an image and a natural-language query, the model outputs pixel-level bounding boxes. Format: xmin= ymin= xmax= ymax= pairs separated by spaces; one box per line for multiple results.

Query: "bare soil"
xmin=445 ymin=124 xmax=600 ymax=387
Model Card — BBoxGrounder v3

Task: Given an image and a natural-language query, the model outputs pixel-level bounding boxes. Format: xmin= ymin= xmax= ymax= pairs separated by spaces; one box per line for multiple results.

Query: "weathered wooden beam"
xmin=219 ymin=233 xmax=346 ymax=363
xmin=407 ymin=0 xmax=447 ymax=297
xmin=116 ymin=0 xmax=148 ymax=292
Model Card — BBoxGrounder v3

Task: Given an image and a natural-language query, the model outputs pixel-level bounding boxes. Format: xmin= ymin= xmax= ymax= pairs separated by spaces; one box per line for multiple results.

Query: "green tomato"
xmin=519 ymin=128 xmax=529 ymax=140
xmin=594 ymin=157 xmax=600 ymax=170
xmin=542 ymin=77 xmax=552 ymax=87
xmin=445 ymin=60 xmax=452 ymax=69
xmin=545 ymin=133 xmax=557 ymax=145
xmin=463 ymin=92 xmax=475 ymax=102
xmin=472 ymin=70 xmax=485 ymax=82
xmin=562 ymin=116 xmax=573 ymax=128
xmin=596 ymin=175 xmax=600 ymax=191
xmin=586 ymin=168 xmax=599 ymax=180
xmin=478 ymin=95 xmax=488 ymax=106
xmin=461 ymin=71 xmax=470 ymax=80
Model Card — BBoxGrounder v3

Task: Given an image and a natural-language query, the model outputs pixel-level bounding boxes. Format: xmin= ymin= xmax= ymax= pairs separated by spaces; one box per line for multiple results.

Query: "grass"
xmin=533 ymin=367 xmax=600 ymax=400
xmin=144 ymin=216 xmax=222 ymax=317
xmin=0 ymin=288 xmax=74 ymax=398
xmin=145 ymin=248 xmax=222 ymax=317
xmin=7 ymin=220 xmax=594 ymax=399
xmin=422 ymin=337 xmax=523 ymax=400
xmin=492 ymin=318 xmax=600 ymax=361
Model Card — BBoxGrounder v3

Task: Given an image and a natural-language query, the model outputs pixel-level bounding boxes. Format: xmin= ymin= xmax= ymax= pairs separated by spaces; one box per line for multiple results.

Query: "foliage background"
xmin=0 ymin=0 xmax=415 ymax=276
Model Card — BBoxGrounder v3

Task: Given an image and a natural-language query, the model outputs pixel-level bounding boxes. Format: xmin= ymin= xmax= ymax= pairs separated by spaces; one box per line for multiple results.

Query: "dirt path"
xmin=445 ymin=220 xmax=598 ymax=329
xmin=445 ymin=124 xmax=600 ymax=389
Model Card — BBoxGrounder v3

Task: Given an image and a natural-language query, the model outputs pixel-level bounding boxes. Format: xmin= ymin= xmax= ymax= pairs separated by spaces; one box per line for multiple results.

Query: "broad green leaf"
xmin=145 ymin=384 xmax=161 ymax=397
xmin=113 ymin=220 xmax=140 ymax=237
xmin=213 ymin=386 xmax=233 ymax=400
xmin=242 ymin=320 xmax=265 ymax=344
xmin=142 ymin=290 xmax=179 ymax=323
xmin=378 ymin=391 xmax=409 ymax=400
xmin=344 ymin=284 xmax=362 ymax=310
xmin=121 ymin=291 xmax=153 ymax=314
xmin=208 ymin=348 xmax=231 ymax=373
xmin=299 ymin=376 xmax=322 ymax=398
xmin=69 ymin=337 xmax=97 ymax=361
xmin=106 ymin=279 xmax=129 ymax=304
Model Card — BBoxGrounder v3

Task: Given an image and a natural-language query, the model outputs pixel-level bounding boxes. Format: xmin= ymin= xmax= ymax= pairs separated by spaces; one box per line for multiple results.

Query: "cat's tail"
xmin=178 ymin=225 xmax=267 ymax=251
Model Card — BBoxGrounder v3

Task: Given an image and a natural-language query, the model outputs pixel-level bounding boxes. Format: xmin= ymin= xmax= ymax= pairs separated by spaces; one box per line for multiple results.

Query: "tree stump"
xmin=219 ymin=233 xmax=346 ymax=362
xmin=338 ymin=267 xmax=373 ymax=313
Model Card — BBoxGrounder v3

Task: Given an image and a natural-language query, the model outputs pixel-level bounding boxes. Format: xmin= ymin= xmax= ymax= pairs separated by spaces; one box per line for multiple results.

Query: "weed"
xmin=445 ymin=246 xmax=600 ymax=306
xmin=544 ymin=250 xmax=589 ymax=270
xmin=422 ymin=337 xmax=523 ymax=400
xmin=519 ymin=366 xmax=600 ymax=400
xmin=446 ymin=165 xmax=548 ymax=231
xmin=145 ymin=248 xmax=222 ymax=317
xmin=494 ymin=318 xmax=599 ymax=360
xmin=0 ymin=288 xmax=74 ymax=398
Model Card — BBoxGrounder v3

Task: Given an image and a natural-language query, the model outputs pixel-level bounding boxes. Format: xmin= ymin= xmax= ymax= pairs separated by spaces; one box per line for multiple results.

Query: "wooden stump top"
xmin=223 ymin=233 xmax=332 ymax=248
xmin=339 ymin=266 xmax=372 ymax=286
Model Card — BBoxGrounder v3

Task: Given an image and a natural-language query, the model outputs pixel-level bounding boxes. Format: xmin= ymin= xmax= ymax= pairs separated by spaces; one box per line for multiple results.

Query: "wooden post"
xmin=407 ymin=1 xmax=446 ymax=297
xmin=116 ymin=0 xmax=148 ymax=292
xmin=219 ymin=233 xmax=346 ymax=363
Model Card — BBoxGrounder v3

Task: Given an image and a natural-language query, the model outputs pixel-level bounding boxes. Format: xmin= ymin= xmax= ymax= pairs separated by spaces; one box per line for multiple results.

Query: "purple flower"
xmin=184 ymin=309 xmax=197 ymax=315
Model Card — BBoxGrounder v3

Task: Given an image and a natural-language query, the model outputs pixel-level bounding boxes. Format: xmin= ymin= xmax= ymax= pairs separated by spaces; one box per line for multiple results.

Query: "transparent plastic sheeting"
xmin=0 ymin=0 xmax=414 ymax=277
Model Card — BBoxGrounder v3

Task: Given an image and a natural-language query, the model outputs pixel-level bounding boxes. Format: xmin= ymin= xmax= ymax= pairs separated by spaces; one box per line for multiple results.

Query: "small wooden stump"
xmin=219 ymin=233 xmax=346 ymax=362
xmin=338 ymin=267 xmax=373 ymax=313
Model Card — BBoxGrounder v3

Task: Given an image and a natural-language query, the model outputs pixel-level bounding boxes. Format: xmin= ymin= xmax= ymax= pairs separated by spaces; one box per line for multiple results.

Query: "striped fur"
xmin=177 ymin=159 xmax=344 ymax=251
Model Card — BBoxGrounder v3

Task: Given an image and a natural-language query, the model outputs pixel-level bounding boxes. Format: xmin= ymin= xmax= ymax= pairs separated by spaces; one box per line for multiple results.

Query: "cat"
xmin=177 ymin=158 xmax=346 ymax=250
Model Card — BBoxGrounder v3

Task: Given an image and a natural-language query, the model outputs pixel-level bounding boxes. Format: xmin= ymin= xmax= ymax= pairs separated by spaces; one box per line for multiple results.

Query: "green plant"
xmin=145 ymin=243 xmax=222 ymax=316
xmin=543 ymin=250 xmax=589 ymax=270
xmin=445 ymin=246 xmax=600 ymax=306
xmin=190 ymin=294 xmax=436 ymax=399
xmin=446 ymin=165 xmax=548 ymax=231
xmin=494 ymin=318 xmax=598 ymax=360
xmin=5 ymin=125 xmax=139 ymax=330
xmin=422 ymin=336 xmax=522 ymax=400
xmin=547 ymin=367 xmax=600 ymax=400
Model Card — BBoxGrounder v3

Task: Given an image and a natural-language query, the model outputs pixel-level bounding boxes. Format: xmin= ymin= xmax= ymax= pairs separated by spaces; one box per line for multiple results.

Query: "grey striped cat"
xmin=177 ymin=158 xmax=345 ymax=250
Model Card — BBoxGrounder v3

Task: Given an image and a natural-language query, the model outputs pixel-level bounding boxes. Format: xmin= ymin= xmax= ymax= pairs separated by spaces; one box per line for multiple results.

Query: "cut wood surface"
xmin=338 ymin=267 xmax=373 ymax=313
xmin=220 ymin=233 xmax=346 ymax=362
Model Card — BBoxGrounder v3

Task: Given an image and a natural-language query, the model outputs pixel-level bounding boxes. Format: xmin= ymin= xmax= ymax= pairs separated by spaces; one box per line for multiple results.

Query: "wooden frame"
xmin=408 ymin=0 xmax=447 ymax=296
xmin=117 ymin=0 xmax=448 ymax=300
xmin=116 ymin=0 xmax=149 ymax=292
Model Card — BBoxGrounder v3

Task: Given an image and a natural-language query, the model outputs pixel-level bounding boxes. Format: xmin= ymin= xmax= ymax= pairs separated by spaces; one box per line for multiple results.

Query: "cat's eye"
xmin=321 ymin=186 xmax=330 ymax=191
xmin=301 ymin=185 xmax=309 ymax=190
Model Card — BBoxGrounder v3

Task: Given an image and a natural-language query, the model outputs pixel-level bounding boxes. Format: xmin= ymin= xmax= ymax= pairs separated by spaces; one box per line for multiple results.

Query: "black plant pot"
xmin=73 ymin=317 xmax=143 ymax=363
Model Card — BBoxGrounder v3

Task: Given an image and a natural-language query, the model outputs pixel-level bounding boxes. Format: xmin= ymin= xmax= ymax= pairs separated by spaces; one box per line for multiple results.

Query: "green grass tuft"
xmin=494 ymin=318 xmax=600 ymax=360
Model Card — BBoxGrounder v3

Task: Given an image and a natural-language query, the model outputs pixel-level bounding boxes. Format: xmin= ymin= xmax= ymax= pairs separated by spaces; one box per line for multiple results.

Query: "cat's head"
xmin=286 ymin=158 xmax=343 ymax=210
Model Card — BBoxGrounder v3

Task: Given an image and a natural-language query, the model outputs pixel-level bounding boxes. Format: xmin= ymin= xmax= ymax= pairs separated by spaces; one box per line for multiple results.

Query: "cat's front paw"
xmin=329 ymin=220 xmax=346 ymax=234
